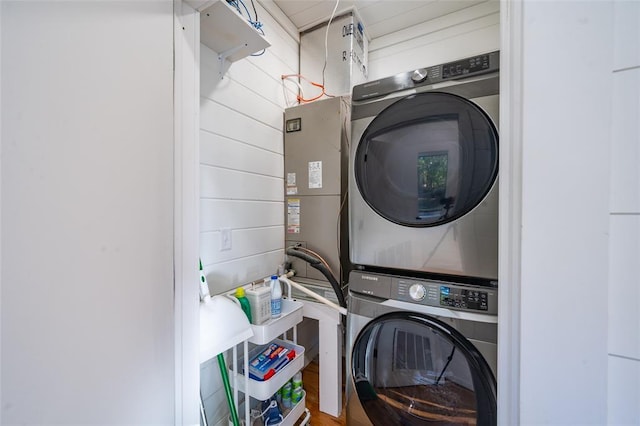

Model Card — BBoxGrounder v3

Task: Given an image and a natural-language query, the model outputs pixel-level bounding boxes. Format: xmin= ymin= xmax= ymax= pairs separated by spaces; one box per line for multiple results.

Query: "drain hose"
xmin=285 ymin=247 xmax=347 ymax=309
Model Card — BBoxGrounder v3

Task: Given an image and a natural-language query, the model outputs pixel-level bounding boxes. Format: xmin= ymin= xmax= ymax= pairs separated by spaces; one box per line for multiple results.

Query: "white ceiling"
xmin=271 ymin=0 xmax=488 ymax=40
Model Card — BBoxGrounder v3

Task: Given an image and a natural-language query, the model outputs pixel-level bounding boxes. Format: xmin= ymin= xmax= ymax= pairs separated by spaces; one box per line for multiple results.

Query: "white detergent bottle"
xmin=270 ymin=275 xmax=282 ymax=318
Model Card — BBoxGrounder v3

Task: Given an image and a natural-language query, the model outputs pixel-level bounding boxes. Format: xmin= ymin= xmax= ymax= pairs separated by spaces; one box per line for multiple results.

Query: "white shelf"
xmin=184 ymin=0 xmax=215 ymax=11
xmin=231 ymin=339 xmax=305 ymax=401
xmin=198 ymin=0 xmax=270 ymax=78
xmin=249 ymin=298 xmax=303 ymax=345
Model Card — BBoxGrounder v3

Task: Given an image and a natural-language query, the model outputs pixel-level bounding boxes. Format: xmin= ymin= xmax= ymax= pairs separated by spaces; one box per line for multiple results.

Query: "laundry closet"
xmin=193 ymin=1 xmax=500 ymax=425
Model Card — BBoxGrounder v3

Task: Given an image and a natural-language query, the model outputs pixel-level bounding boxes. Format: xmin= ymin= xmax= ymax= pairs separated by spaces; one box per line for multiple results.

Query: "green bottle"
xmin=234 ymin=287 xmax=252 ymax=324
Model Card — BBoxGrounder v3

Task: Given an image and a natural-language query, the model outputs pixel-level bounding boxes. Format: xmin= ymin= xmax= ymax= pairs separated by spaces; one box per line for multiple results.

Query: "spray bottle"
xmin=234 ymin=287 xmax=252 ymax=324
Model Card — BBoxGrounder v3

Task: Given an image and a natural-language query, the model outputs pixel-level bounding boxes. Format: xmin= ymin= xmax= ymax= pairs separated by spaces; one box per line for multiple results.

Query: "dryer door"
xmin=350 ymin=311 xmax=496 ymax=426
xmin=354 ymin=91 xmax=498 ymax=227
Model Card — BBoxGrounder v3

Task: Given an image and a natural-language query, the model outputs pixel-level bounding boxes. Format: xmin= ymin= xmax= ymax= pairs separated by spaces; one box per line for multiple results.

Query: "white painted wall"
xmin=1 ymin=1 xmax=178 ymax=424
xmin=198 ymin=3 xmax=299 ymax=424
xmin=517 ymin=2 xmax=612 ymax=423
xmin=608 ymin=1 xmax=640 ymax=424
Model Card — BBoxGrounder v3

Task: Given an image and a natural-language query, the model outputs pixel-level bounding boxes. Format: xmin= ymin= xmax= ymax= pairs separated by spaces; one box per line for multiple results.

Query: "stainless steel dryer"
xmin=346 ymin=270 xmax=497 ymax=425
xmin=350 ymin=52 xmax=499 ymax=282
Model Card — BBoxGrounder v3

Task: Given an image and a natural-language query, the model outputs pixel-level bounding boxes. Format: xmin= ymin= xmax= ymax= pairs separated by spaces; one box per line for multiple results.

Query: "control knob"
xmin=411 ymin=68 xmax=428 ymax=83
xmin=409 ymin=283 xmax=426 ymax=301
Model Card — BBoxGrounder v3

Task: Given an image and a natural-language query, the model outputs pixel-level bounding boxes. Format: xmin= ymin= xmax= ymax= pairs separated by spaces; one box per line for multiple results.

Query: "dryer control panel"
xmin=349 ymin=270 xmax=498 ymax=315
xmin=352 ymin=51 xmax=499 ymax=101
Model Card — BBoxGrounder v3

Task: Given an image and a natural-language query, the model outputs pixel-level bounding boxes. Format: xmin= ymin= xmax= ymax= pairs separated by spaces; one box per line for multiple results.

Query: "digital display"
xmin=440 ymin=286 xmax=488 ymax=311
xmin=442 ymin=54 xmax=491 ymax=79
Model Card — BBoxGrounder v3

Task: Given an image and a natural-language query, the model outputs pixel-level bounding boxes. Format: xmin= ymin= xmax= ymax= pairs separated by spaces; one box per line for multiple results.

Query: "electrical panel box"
xmin=300 ymin=10 xmax=368 ymax=97
xmin=283 ymin=96 xmax=351 ymax=289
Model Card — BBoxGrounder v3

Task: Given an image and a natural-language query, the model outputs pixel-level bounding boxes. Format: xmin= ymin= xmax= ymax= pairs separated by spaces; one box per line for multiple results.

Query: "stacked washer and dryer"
xmin=346 ymin=51 xmax=500 ymax=425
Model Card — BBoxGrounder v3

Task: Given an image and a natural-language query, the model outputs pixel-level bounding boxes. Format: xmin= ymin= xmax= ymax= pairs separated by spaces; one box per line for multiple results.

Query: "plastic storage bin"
xmin=230 ymin=339 xmax=305 ymax=401
xmin=231 ymin=390 xmax=309 ymax=426
xmin=249 ymin=298 xmax=303 ymax=344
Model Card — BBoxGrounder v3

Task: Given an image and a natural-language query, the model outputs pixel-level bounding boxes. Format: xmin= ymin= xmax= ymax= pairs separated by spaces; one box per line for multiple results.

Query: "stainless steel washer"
xmin=346 ymin=270 xmax=497 ymax=425
xmin=350 ymin=51 xmax=500 ymax=282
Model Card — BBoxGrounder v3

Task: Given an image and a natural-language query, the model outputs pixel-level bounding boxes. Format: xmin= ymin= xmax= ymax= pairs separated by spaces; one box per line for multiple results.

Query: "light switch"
xmin=220 ymin=228 xmax=232 ymax=251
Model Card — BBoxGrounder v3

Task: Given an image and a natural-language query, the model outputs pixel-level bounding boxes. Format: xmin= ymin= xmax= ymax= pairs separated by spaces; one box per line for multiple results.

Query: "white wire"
xmin=322 ymin=0 xmax=341 ymax=88
xmin=281 ymin=76 xmax=305 ymax=107
xmin=281 ymin=79 xmax=293 ymax=108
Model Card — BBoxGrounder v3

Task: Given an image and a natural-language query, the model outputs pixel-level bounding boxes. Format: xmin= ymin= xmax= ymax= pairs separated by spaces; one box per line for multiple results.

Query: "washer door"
xmin=354 ymin=92 xmax=498 ymax=227
xmin=351 ymin=312 xmax=496 ymax=425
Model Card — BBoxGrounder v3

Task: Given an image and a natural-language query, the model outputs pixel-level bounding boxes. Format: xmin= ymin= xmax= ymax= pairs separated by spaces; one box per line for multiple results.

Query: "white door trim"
xmin=174 ymin=1 xmax=200 ymax=424
xmin=498 ymin=1 xmax=523 ymax=424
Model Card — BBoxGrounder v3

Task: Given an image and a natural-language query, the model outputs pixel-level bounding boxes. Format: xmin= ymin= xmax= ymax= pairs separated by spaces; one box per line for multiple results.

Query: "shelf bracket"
xmin=218 ymin=43 xmax=248 ymax=80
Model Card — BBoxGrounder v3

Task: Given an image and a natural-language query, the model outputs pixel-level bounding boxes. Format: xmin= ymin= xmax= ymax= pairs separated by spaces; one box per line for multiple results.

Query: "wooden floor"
xmin=297 ymin=358 xmax=346 ymax=426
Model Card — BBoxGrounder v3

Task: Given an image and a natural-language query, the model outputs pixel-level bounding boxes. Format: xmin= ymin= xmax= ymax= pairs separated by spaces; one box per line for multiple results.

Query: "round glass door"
xmin=351 ymin=312 xmax=496 ymax=425
xmin=354 ymin=92 xmax=498 ymax=227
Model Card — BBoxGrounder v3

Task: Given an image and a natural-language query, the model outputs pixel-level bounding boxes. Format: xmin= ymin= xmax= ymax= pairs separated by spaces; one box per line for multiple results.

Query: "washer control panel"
xmin=393 ymin=277 xmax=496 ymax=315
xmin=349 ymin=270 xmax=498 ymax=315
xmin=438 ymin=285 xmax=488 ymax=311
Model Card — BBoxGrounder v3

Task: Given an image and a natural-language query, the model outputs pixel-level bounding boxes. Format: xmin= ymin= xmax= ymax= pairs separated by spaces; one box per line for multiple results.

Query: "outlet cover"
xmin=220 ymin=228 xmax=232 ymax=251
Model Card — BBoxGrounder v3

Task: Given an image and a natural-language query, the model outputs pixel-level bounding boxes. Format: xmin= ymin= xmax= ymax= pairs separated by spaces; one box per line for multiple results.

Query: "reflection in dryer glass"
xmin=417 ymin=152 xmax=449 ymax=220
xmin=352 ymin=318 xmax=483 ymax=425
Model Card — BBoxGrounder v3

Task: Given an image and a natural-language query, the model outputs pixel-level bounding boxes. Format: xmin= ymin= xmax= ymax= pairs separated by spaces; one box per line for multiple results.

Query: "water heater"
xmin=283 ymin=96 xmax=351 ymax=298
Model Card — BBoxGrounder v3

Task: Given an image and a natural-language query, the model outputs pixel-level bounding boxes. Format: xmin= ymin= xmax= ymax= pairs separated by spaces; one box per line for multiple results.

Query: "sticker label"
xmin=287 ymin=198 xmax=300 ymax=234
xmin=286 ymin=173 xmax=297 ymax=195
xmin=308 ymin=161 xmax=322 ymax=189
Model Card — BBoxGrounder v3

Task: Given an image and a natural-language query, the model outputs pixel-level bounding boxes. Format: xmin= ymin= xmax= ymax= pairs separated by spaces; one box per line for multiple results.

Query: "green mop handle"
xmin=217 ymin=353 xmax=240 ymax=426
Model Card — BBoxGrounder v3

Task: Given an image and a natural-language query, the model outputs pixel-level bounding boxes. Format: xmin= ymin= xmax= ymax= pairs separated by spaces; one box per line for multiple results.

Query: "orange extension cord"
xmin=281 ymin=73 xmax=335 ymax=103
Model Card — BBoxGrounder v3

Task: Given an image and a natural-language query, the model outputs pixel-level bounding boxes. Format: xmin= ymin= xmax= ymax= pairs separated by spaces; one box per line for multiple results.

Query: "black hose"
xmin=286 ymin=247 xmax=347 ymax=309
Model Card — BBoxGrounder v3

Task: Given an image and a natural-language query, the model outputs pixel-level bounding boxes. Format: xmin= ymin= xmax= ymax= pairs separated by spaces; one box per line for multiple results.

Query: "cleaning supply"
xmin=270 ymin=275 xmax=282 ymax=318
xmin=292 ymin=371 xmax=302 ymax=390
xmin=199 ymin=259 xmax=211 ymax=301
xmin=248 ymin=342 xmax=296 ymax=381
xmin=245 ymin=285 xmax=271 ymax=325
xmin=291 ymin=371 xmax=303 ymax=404
xmin=280 ymin=381 xmax=292 ymax=408
xmin=262 ymin=399 xmax=282 ymax=426
xmin=291 ymin=384 xmax=303 ymax=405
xmin=234 ymin=287 xmax=252 ymax=324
